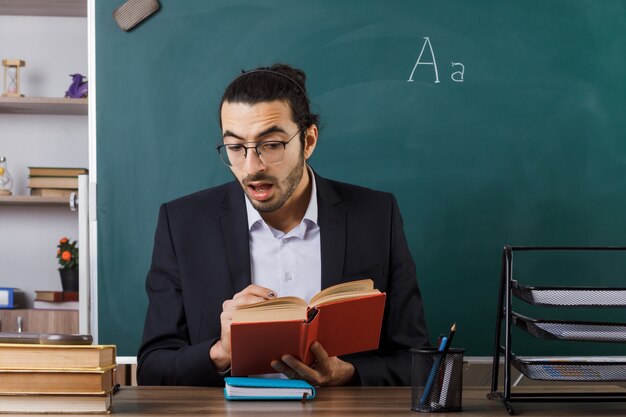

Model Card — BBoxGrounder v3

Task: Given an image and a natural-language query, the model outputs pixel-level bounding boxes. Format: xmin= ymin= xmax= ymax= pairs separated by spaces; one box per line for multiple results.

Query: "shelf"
xmin=0 ymin=195 xmax=70 ymax=206
xmin=511 ymin=280 xmax=626 ymax=307
xmin=0 ymin=0 xmax=86 ymax=17
xmin=0 ymin=97 xmax=87 ymax=115
xmin=512 ymin=354 xmax=626 ymax=382
xmin=0 ymin=309 xmax=78 ymax=333
xmin=512 ymin=312 xmax=626 ymax=343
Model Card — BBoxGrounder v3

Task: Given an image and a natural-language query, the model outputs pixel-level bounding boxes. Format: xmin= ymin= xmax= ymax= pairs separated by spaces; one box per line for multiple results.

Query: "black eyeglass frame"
xmin=216 ymin=127 xmax=304 ymax=167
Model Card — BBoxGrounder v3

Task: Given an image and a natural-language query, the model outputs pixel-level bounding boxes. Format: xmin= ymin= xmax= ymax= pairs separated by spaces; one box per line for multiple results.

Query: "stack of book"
xmin=33 ymin=290 xmax=79 ymax=310
xmin=0 ymin=343 xmax=116 ymax=413
xmin=27 ymin=167 xmax=88 ymax=197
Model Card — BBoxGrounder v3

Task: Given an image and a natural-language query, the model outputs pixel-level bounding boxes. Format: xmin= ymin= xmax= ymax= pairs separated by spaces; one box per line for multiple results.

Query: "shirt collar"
xmin=245 ymin=165 xmax=318 ymax=233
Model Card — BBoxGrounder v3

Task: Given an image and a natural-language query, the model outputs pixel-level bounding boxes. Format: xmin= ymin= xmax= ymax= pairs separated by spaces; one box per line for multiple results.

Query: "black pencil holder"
xmin=410 ymin=347 xmax=465 ymax=413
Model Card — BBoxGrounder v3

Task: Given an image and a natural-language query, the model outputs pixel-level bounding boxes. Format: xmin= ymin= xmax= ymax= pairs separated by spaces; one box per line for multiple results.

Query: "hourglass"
xmin=2 ymin=59 xmax=25 ymax=97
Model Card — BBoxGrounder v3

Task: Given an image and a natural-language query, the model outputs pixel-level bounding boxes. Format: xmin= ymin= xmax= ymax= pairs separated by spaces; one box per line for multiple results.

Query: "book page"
xmin=231 ymin=279 xmax=379 ymax=321
xmin=310 ymin=290 xmax=381 ymax=308
xmin=309 ymin=279 xmax=375 ymax=306
xmin=232 ymin=297 xmax=307 ymax=323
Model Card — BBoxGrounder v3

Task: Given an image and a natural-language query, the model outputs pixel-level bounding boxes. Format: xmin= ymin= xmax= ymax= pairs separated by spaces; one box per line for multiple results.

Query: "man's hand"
xmin=209 ymin=285 xmax=276 ymax=372
xmin=271 ymin=341 xmax=356 ymax=386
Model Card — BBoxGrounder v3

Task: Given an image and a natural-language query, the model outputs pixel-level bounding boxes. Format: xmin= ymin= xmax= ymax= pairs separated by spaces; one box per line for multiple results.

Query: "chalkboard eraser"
xmin=113 ymin=0 xmax=160 ymax=32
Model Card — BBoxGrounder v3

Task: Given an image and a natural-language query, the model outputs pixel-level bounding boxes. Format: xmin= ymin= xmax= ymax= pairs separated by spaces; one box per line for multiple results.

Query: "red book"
xmin=34 ymin=291 xmax=78 ymax=302
xmin=230 ymin=279 xmax=386 ymax=376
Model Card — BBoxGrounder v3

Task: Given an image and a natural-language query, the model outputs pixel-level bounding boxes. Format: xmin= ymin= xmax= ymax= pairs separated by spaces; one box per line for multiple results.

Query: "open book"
xmin=230 ymin=279 xmax=386 ymax=376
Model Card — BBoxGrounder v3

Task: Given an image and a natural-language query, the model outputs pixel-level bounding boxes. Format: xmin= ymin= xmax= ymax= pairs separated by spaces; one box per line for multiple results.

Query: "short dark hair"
xmin=219 ymin=63 xmax=320 ymax=144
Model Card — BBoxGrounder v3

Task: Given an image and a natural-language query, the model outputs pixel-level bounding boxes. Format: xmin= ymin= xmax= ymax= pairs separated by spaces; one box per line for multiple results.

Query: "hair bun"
xmin=267 ymin=63 xmax=307 ymax=92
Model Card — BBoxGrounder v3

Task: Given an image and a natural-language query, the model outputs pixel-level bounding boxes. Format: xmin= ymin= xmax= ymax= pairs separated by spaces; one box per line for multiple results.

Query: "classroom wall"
xmin=96 ymin=0 xmax=626 ymax=356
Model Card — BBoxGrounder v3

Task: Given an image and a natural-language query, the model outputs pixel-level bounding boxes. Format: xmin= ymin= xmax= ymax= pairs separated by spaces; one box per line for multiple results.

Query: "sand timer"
xmin=2 ymin=59 xmax=25 ymax=97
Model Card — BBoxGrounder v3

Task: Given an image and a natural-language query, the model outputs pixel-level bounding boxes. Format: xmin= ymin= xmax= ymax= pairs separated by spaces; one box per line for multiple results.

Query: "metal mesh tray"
xmin=512 ymin=354 xmax=626 ymax=381
xmin=511 ymin=312 xmax=626 ymax=342
xmin=511 ymin=280 xmax=626 ymax=307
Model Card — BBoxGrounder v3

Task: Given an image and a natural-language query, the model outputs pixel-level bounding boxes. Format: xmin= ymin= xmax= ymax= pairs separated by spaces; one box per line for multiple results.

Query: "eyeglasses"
xmin=216 ymin=128 xmax=302 ymax=167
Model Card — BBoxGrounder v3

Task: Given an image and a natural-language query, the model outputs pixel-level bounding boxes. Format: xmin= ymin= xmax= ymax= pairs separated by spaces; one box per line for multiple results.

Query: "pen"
xmin=419 ymin=336 xmax=447 ymax=405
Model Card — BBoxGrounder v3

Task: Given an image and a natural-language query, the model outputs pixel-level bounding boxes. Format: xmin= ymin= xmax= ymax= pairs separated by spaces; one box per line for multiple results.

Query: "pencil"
xmin=443 ymin=323 xmax=456 ymax=351
xmin=435 ymin=323 xmax=457 ymax=409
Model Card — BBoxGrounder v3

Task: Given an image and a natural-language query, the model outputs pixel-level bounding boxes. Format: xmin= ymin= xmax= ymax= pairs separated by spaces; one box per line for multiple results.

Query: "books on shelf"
xmin=0 ymin=287 xmax=24 ymax=309
xmin=35 ymin=290 xmax=79 ymax=302
xmin=28 ymin=167 xmax=88 ymax=177
xmin=34 ymin=290 xmax=79 ymax=310
xmin=224 ymin=377 xmax=316 ymax=401
xmin=230 ymin=279 xmax=386 ymax=376
xmin=27 ymin=166 xmax=87 ymax=195
xmin=27 ymin=176 xmax=78 ymax=189
xmin=0 ymin=392 xmax=112 ymax=414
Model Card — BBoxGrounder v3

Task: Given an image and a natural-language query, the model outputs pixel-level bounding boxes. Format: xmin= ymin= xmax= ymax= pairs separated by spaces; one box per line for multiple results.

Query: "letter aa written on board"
xmin=407 ymin=37 xmax=465 ymax=84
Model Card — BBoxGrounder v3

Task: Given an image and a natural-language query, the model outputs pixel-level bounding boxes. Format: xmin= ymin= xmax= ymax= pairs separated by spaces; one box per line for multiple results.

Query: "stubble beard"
xmin=244 ymin=153 xmax=305 ymax=213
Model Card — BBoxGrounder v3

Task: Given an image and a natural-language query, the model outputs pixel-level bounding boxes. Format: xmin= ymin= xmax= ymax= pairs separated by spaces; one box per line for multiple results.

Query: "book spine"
xmin=299 ymin=310 xmax=321 ymax=366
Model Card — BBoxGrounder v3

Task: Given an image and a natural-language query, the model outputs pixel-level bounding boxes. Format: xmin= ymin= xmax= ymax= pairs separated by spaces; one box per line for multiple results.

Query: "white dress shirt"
xmin=245 ymin=168 xmax=321 ymax=302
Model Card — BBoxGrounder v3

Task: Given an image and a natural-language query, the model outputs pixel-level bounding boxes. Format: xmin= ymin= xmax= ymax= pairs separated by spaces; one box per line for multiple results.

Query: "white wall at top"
xmin=0 ymin=15 xmax=88 ymax=307
xmin=0 ymin=15 xmax=87 ymax=97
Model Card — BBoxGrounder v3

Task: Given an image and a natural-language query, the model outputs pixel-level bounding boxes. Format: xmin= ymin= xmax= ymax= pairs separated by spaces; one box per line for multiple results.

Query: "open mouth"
xmin=247 ymin=182 xmax=274 ymax=201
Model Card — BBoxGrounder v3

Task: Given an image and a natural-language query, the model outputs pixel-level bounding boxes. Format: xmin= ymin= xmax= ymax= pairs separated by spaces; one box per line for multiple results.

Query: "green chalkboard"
xmin=96 ymin=0 xmax=626 ymax=357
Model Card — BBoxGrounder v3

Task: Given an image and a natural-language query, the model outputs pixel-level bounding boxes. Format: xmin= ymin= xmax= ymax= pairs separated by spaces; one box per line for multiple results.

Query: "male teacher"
xmin=137 ymin=63 xmax=429 ymax=387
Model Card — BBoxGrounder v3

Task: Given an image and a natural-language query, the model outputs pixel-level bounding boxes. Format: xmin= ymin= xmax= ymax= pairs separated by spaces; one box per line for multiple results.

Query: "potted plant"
xmin=57 ymin=237 xmax=78 ymax=292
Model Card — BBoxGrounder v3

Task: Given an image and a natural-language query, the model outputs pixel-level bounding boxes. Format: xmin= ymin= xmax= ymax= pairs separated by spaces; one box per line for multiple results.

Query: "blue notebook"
xmin=224 ymin=377 xmax=316 ymax=401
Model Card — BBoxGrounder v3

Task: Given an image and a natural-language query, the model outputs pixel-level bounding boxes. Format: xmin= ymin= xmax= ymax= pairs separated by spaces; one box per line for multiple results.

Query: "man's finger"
xmin=271 ymin=360 xmax=297 ymax=379
xmin=229 ymin=293 xmax=269 ymax=308
xmin=233 ymin=285 xmax=277 ymax=300
xmin=310 ymin=341 xmax=331 ymax=365
xmin=281 ymin=354 xmax=318 ymax=380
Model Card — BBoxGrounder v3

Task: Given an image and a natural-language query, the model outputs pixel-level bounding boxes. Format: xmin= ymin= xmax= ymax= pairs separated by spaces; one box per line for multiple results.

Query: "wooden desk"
xmin=100 ymin=386 xmax=626 ymax=416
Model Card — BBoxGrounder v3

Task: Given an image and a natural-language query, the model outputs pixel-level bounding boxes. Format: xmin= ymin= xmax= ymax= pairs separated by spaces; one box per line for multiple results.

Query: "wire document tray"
xmin=512 ymin=355 xmax=626 ymax=382
xmin=512 ymin=281 xmax=626 ymax=307
xmin=512 ymin=312 xmax=626 ymax=343
xmin=489 ymin=246 xmax=626 ymax=415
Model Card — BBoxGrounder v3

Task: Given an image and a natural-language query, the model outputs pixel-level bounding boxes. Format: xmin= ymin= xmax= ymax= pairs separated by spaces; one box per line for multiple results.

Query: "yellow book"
xmin=0 ymin=392 xmax=111 ymax=414
xmin=27 ymin=176 xmax=78 ymax=189
xmin=28 ymin=167 xmax=88 ymax=177
xmin=0 ymin=343 xmax=116 ymax=370
xmin=0 ymin=365 xmax=116 ymax=394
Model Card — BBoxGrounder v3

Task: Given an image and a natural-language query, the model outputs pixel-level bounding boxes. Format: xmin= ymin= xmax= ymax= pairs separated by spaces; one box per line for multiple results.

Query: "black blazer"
xmin=137 ymin=173 xmax=429 ymax=386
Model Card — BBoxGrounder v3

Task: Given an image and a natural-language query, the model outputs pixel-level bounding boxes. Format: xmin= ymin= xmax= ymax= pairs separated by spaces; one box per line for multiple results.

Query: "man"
xmin=137 ymin=63 xmax=429 ymax=387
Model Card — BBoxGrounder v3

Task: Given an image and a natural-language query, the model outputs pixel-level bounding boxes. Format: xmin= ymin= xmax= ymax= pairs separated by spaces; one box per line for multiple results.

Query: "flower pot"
xmin=59 ymin=269 xmax=79 ymax=292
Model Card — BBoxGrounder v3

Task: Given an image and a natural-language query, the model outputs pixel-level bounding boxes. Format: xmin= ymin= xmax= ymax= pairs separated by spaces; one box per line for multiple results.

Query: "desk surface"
xmin=94 ymin=386 xmax=626 ymax=417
